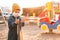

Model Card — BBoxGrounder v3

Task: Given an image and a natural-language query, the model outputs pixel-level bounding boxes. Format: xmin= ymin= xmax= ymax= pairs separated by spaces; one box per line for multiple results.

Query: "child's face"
xmin=14 ymin=9 xmax=20 ymax=13
xmin=12 ymin=9 xmax=20 ymax=17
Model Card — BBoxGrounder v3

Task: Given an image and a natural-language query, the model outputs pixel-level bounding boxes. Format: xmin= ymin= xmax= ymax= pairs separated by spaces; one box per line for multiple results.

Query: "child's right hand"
xmin=15 ymin=19 xmax=19 ymax=24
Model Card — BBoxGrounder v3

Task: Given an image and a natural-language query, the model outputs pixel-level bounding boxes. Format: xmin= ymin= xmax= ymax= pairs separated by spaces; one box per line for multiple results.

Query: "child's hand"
xmin=15 ymin=19 xmax=19 ymax=24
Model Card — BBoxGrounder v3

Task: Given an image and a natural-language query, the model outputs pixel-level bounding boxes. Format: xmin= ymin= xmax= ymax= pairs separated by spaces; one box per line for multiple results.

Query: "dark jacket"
xmin=8 ymin=14 xmax=21 ymax=40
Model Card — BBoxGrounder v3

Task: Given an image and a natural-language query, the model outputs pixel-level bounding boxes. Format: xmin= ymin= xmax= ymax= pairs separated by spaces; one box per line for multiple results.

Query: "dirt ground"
xmin=0 ymin=23 xmax=60 ymax=40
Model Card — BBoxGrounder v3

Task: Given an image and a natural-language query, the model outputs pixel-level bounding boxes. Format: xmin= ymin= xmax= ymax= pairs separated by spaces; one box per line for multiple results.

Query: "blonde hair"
xmin=12 ymin=3 xmax=20 ymax=13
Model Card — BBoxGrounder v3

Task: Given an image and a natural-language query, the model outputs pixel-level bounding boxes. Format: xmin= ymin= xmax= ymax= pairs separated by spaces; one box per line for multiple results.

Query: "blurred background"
xmin=0 ymin=0 xmax=60 ymax=40
xmin=0 ymin=0 xmax=60 ymax=17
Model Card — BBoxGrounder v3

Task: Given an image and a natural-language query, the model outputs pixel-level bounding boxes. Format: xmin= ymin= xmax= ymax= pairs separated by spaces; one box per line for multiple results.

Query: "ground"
xmin=0 ymin=24 xmax=8 ymax=40
xmin=0 ymin=22 xmax=60 ymax=40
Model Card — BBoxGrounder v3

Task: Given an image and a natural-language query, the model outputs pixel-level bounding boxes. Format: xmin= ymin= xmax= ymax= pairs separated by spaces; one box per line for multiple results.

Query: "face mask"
xmin=12 ymin=12 xmax=19 ymax=17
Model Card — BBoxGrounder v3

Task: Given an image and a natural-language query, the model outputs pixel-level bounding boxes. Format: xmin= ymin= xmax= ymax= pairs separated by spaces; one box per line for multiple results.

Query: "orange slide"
xmin=38 ymin=9 xmax=50 ymax=24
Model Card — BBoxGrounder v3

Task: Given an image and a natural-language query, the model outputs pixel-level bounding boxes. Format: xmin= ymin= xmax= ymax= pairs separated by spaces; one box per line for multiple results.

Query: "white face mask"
xmin=12 ymin=12 xmax=19 ymax=17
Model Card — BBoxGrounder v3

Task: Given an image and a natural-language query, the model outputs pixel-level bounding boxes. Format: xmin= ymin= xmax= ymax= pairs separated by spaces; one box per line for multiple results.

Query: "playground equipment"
xmin=39 ymin=7 xmax=60 ymax=33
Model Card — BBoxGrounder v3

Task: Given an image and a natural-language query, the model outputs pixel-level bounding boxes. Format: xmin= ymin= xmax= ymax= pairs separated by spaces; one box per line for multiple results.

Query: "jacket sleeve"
xmin=19 ymin=17 xmax=22 ymax=26
xmin=17 ymin=16 xmax=22 ymax=29
xmin=8 ymin=17 xmax=17 ymax=28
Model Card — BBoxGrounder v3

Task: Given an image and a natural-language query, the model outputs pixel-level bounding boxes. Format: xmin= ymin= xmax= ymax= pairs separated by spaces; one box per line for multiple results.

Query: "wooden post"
xmin=49 ymin=29 xmax=53 ymax=33
xmin=17 ymin=21 xmax=23 ymax=40
xmin=20 ymin=30 xmax=23 ymax=40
